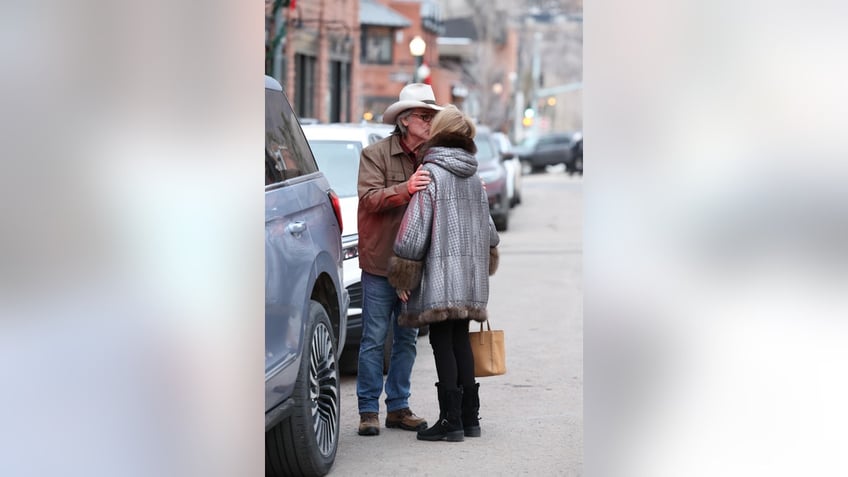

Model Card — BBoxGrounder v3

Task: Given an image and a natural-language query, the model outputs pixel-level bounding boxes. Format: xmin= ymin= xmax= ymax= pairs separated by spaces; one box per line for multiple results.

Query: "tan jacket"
xmin=357 ymin=134 xmax=418 ymax=276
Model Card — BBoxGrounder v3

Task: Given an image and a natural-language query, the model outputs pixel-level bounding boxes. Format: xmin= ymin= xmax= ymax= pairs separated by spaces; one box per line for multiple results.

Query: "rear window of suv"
xmin=474 ymin=133 xmax=498 ymax=163
xmin=309 ymin=140 xmax=361 ymax=198
xmin=265 ymin=88 xmax=318 ymax=185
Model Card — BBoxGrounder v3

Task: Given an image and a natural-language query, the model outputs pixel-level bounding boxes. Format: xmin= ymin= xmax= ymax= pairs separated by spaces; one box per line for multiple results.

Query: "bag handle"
xmin=474 ymin=320 xmax=493 ymax=344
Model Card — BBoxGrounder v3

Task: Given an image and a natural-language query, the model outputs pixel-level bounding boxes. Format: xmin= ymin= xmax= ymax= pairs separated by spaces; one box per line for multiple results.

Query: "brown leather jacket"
xmin=357 ymin=133 xmax=418 ymax=277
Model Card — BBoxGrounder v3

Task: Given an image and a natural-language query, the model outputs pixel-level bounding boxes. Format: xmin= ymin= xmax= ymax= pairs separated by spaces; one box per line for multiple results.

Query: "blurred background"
xmin=265 ymin=0 xmax=582 ymax=142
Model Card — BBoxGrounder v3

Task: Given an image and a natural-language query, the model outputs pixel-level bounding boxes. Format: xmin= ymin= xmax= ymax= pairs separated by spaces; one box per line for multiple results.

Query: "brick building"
xmin=359 ymin=0 xmax=446 ymax=122
xmin=265 ymin=0 xmax=521 ymax=126
xmin=265 ymin=0 xmax=359 ymax=122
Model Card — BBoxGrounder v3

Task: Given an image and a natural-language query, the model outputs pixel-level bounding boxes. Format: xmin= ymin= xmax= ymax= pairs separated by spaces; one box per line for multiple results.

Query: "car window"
xmin=265 ymin=88 xmax=318 ymax=185
xmin=308 ymin=140 xmax=361 ymax=198
xmin=367 ymin=132 xmax=386 ymax=145
xmin=473 ymin=134 xmax=498 ymax=163
xmin=537 ymin=136 xmax=556 ymax=146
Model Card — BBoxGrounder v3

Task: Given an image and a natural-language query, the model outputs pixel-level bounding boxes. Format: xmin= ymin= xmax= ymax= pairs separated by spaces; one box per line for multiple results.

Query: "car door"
xmin=265 ymin=84 xmax=334 ymax=408
xmin=534 ymin=135 xmax=561 ymax=166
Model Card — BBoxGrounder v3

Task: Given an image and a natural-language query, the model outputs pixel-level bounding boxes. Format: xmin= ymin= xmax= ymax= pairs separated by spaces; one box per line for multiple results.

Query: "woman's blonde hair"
xmin=429 ymin=104 xmax=476 ymax=139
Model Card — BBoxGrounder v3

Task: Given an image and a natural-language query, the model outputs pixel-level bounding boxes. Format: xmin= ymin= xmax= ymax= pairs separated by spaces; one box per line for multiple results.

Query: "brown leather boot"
xmin=358 ymin=412 xmax=380 ymax=436
xmin=385 ymin=408 xmax=427 ymax=431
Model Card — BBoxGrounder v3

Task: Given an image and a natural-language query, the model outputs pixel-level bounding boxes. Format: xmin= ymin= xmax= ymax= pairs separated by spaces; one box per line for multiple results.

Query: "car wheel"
xmin=574 ymin=156 xmax=583 ymax=174
xmin=494 ymin=212 xmax=509 ymax=232
xmin=339 ymin=345 xmax=359 ymax=375
xmin=266 ymin=300 xmax=340 ymax=477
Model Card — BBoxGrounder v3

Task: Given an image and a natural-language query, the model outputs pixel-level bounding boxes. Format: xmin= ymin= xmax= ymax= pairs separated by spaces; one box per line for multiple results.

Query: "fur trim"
xmin=387 ymin=256 xmax=423 ymax=291
xmin=489 ymin=247 xmax=499 ymax=276
xmin=398 ymin=306 xmax=488 ymax=328
xmin=418 ymin=132 xmax=476 ymax=159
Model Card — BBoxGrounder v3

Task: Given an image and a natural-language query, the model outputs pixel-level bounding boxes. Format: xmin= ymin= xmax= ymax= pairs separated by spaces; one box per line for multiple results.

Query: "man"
xmin=356 ymin=83 xmax=443 ymax=436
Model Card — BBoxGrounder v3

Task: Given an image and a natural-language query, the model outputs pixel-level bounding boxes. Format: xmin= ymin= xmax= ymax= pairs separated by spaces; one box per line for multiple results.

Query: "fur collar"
xmin=419 ymin=132 xmax=477 ymax=159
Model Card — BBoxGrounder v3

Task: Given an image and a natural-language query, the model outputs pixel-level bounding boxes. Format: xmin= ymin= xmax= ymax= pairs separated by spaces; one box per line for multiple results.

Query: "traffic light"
xmin=523 ymin=108 xmax=534 ymax=127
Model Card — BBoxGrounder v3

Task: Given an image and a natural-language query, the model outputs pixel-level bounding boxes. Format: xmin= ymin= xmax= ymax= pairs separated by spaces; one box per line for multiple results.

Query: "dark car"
xmin=265 ymin=76 xmax=348 ymax=477
xmin=516 ymin=131 xmax=583 ymax=175
xmin=475 ymin=126 xmax=510 ymax=231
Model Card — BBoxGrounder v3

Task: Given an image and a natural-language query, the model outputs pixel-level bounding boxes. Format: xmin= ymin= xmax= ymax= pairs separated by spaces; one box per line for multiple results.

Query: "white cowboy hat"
xmin=382 ymin=83 xmax=444 ymax=124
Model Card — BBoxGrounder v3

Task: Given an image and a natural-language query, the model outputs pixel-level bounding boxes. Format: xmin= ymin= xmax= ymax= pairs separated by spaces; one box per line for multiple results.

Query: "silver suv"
xmin=265 ymin=76 xmax=348 ymax=476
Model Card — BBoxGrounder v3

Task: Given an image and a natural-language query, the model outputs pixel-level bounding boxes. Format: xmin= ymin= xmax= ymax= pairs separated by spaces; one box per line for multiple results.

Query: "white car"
xmin=493 ymin=132 xmax=523 ymax=207
xmin=302 ymin=122 xmax=393 ymax=373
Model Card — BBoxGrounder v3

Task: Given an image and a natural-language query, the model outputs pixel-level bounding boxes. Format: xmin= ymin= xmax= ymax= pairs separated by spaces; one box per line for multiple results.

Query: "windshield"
xmin=308 ymin=140 xmax=361 ymax=198
xmin=473 ymin=135 xmax=498 ymax=163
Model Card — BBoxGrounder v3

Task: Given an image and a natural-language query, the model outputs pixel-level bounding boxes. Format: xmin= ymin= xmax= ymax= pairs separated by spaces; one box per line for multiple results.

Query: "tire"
xmin=574 ymin=155 xmax=583 ymax=174
xmin=266 ymin=300 xmax=340 ymax=477
xmin=494 ymin=213 xmax=509 ymax=232
xmin=338 ymin=345 xmax=359 ymax=375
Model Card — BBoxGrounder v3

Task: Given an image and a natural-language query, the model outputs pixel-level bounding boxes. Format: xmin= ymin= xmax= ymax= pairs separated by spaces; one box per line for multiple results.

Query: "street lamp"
xmin=409 ymin=35 xmax=426 ymax=83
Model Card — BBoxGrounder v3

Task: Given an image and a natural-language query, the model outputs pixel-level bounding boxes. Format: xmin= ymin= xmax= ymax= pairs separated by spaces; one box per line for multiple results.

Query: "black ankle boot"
xmin=461 ymin=382 xmax=481 ymax=437
xmin=417 ymin=383 xmax=464 ymax=442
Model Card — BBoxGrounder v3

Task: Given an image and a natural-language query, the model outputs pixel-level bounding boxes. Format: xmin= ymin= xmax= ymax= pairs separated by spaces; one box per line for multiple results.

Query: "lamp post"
xmin=409 ymin=35 xmax=426 ymax=83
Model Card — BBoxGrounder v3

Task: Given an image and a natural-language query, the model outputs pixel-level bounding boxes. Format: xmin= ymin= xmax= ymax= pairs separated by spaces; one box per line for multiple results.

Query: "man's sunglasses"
xmin=409 ymin=112 xmax=435 ymax=123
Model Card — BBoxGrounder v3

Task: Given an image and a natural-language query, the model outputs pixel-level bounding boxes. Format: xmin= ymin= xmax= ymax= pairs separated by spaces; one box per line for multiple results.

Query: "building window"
xmin=329 ymin=60 xmax=351 ymax=123
xmin=295 ymin=53 xmax=316 ymax=119
xmin=361 ymin=26 xmax=393 ymax=65
xmin=363 ymin=96 xmax=395 ymax=123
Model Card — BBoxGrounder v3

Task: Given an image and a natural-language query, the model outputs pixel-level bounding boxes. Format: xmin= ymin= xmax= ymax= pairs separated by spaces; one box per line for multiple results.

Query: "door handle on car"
xmin=286 ymin=221 xmax=306 ymax=234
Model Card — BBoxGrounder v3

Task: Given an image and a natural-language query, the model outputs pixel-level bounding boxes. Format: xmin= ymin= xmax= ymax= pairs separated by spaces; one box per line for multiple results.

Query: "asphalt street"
xmin=331 ymin=169 xmax=583 ymax=476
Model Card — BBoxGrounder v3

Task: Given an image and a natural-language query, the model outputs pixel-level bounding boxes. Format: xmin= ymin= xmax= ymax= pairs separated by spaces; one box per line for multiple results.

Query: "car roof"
xmin=475 ymin=125 xmax=494 ymax=134
xmin=265 ymin=75 xmax=282 ymax=91
xmin=302 ymin=123 xmax=393 ymax=142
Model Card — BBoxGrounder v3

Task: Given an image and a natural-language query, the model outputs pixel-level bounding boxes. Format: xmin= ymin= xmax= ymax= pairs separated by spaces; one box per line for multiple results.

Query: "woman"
xmin=387 ymin=105 xmax=500 ymax=442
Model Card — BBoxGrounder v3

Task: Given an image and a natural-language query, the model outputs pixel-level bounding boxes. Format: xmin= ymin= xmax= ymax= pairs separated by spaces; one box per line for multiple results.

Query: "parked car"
xmin=515 ymin=131 xmax=583 ymax=175
xmin=474 ymin=126 xmax=511 ymax=231
xmin=302 ymin=123 xmax=429 ymax=375
xmin=265 ymin=76 xmax=348 ymax=477
xmin=572 ymin=131 xmax=583 ymax=173
xmin=492 ymin=131 xmax=523 ymax=207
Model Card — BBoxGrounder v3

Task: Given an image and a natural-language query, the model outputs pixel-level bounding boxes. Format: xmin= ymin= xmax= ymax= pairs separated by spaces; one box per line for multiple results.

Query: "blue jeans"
xmin=356 ymin=271 xmax=419 ymax=414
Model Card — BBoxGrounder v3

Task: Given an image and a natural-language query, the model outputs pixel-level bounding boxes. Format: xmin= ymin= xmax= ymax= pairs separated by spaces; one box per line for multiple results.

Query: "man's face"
xmin=402 ymin=108 xmax=436 ymax=141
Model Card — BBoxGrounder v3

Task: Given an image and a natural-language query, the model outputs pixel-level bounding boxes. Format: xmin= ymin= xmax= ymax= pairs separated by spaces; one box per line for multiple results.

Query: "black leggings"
xmin=428 ymin=319 xmax=475 ymax=389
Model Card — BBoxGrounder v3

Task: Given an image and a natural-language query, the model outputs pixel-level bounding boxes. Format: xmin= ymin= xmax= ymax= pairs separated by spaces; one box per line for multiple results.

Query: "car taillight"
xmin=328 ymin=189 xmax=343 ymax=234
xmin=343 ymin=243 xmax=359 ymax=260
